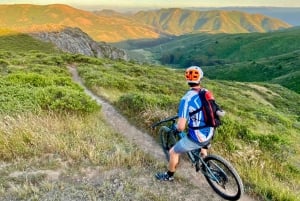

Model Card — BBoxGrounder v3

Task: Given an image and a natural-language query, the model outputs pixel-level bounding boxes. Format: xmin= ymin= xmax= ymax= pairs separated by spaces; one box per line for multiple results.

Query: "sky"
xmin=1 ymin=0 xmax=299 ymax=10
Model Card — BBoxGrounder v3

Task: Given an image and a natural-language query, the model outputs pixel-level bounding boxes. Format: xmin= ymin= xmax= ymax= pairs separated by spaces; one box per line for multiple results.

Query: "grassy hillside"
xmin=0 ymin=33 xmax=168 ymax=200
xmin=0 ymin=32 xmax=300 ymax=200
xmin=126 ymin=27 xmax=300 ymax=94
xmin=144 ymin=27 xmax=300 ymax=66
xmin=76 ymin=57 xmax=300 ymax=201
xmin=0 ymin=30 xmax=59 ymax=54
xmin=202 ymin=50 xmax=300 ymax=93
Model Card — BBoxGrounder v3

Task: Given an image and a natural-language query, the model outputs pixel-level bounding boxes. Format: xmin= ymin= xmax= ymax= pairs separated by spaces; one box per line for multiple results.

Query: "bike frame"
xmin=177 ymin=132 xmax=226 ymax=184
xmin=152 ymin=116 xmax=230 ymax=185
xmin=152 ymin=115 xmax=244 ymax=200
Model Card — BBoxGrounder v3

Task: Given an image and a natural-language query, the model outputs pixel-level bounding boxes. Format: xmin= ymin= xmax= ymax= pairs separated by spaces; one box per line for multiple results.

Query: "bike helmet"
xmin=185 ymin=66 xmax=203 ymax=84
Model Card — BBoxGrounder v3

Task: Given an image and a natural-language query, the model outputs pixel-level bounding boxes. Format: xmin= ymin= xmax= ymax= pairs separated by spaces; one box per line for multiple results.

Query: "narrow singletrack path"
xmin=68 ymin=66 xmax=256 ymax=201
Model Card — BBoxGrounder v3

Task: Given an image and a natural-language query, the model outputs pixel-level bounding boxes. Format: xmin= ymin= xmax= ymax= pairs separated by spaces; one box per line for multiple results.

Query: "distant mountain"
xmin=133 ymin=8 xmax=291 ymax=35
xmin=189 ymin=7 xmax=300 ymax=26
xmin=0 ymin=4 xmax=161 ymax=42
xmin=0 ymin=4 xmax=292 ymax=42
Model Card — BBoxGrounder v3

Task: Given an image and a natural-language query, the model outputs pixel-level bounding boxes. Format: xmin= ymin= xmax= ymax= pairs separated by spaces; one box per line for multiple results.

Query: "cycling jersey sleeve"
xmin=178 ymin=97 xmax=189 ymax=119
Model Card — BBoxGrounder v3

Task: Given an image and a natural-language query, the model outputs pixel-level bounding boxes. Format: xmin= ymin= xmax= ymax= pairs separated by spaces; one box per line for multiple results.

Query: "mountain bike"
xmin=151 ymin=115 xmax=244 ymax=201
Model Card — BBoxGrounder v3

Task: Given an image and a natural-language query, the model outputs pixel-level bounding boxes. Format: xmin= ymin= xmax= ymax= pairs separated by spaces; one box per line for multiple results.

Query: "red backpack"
xmin=189 ymin=89 xmax=223 ymax=128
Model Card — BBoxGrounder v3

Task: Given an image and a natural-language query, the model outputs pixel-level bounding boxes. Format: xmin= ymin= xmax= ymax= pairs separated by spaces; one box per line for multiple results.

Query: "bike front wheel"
xmin=203 ymin=154 xmax=244 ymax=201
xmin=159 ymin=126 xmax=178 ymax=161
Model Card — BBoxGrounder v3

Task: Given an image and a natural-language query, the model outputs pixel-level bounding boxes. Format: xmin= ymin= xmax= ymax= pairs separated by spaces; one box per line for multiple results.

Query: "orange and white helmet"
xmin=185 ymin=66 xmax=203 ymax=84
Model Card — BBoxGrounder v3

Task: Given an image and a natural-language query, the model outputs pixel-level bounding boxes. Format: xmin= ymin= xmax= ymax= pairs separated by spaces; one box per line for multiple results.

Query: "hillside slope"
xmin=202 ymin=50 xmax=300 ymax=93
xmin=130 ymin=27 xmax=300 ymax=94
xmin=0 ymin=32 xmax=299 ymax=201
xmin=76 ymin=56 xmax=300 ymax=201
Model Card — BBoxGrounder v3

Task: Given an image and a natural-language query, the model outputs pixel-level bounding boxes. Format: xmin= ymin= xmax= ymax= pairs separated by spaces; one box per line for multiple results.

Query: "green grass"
xmin=0 ymin=50 xmax=99 ymax=115
xmin=76 ymin=56 xmax=300 ymax=201
xmin=0 ymin=32 xmax=59 ymax=54
xmin=0 ymin=31 xmax=299 ymax=200
xmin=119 ymin=27 xmax=300 ymax=94
xmin=141 ymin=27 xmax=300 ymax=67
xmin=0 ymin=112 xmax=165 ymax=200
xmin=202 ymin=50 xmax=300 ymax=93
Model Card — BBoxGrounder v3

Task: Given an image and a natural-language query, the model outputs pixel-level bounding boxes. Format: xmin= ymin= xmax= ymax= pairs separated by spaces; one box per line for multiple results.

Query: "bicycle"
xmin=151 ymin=115 xmax=244 ymax=201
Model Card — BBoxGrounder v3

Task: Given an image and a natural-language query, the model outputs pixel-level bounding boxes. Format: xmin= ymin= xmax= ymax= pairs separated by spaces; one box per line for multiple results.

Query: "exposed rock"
xmin=30 ymin=27 xmax=128 ymax=60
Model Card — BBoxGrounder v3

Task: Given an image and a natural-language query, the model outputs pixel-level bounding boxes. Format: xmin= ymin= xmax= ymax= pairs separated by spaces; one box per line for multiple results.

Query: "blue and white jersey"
xmin=178 ymin=89 xmax=214 ymax=143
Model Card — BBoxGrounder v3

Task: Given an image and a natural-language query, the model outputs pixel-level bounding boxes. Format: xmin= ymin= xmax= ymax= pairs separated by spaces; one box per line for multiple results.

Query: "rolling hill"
xmin=0 ymin=4 xmax=292 ymax=42
xmin=148 ymin=27 xmax=300 ymax=65
xmin=202 ymin=50 xmax=300 ymax=94
xmin=124 ymin=27 xmax=300 ymax=94
xmin=189 ymin=7 xmax=300 ymax=26
xmin=0 ymin=4 xmax=161 ymax=42
xmin=133 ymin=8 xmax=291 ymax=35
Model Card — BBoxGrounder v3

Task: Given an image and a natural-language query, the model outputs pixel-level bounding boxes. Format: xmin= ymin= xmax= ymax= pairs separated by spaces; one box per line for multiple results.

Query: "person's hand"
xmin=171 ymin=124 xmax=178 ymax=132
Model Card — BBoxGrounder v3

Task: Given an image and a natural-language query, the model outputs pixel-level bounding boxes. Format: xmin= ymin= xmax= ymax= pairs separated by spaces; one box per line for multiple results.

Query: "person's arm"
xmin=176 ymin=117 xmax=186 ymax=132
xmin=177 ymin=93 xmax=188 ymax=132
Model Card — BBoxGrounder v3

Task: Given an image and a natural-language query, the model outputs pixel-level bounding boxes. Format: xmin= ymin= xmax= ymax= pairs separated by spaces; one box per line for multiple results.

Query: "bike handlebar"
xmin=151 ymin=115 xmax=178 ymax=129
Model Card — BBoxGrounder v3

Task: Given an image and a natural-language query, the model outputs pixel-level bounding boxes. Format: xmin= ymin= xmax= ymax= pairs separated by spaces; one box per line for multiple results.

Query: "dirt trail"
xmin=68 ymin=66 xmax=256 ymax=201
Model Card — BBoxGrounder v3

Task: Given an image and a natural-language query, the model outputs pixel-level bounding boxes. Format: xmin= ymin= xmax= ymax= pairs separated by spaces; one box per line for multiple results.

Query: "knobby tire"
xmin=203 ymin=154 xmax=244 ymax=200
xmin=159 ymin=126 xmax=178 ymax=161
xmin=159 ymin=125 xmax=244 ymax=200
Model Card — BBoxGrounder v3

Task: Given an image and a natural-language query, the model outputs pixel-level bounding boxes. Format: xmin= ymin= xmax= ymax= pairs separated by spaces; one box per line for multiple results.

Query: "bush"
xmin=0 ymin=86 xmax=40 ymax=114
xmin=117 ymin=92 xmax=176 ymax=114
xmin=36 ymin=86 xmax=100 ymax=113
xmin=5 ymin=73 xmax=54 ymax=87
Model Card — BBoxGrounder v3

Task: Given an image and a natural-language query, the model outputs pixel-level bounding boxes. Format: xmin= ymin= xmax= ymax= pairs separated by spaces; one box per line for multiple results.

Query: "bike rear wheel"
xmin=159 ymin=126 xmax=178 ymax=161
xmin=203 ymin=154 xmax=244 ymax=201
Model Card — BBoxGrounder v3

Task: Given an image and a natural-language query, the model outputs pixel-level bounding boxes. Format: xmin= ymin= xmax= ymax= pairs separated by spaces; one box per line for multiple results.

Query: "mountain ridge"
xmin=0 ymin=4 xmax=161 ymax=42
xmin=0 ymin=4 xmax=292 ymax=42
xmin=133 ymin=8 xmax=291 ymax=35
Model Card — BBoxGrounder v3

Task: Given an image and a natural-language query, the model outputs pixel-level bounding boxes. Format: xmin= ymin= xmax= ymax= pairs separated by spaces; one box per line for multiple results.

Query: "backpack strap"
xmin=188 ymin=89 xmax=208 ymax=130
xmin=189 ymin=107 xmax=202 ymax=116
xmin=188 ymin=125 xmax=207 ymax=129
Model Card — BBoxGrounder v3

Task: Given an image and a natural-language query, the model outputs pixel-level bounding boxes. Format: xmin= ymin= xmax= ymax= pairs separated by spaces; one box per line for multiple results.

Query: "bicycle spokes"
xmin=203 ymin=155 xmax=244 ymax=200
xmin=206 ymin=160 xmax=228 ymax=186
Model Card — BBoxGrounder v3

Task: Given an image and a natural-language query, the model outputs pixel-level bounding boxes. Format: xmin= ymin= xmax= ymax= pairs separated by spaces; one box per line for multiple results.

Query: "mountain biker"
xmin=155 ymin=66 xmax=217 ymax=181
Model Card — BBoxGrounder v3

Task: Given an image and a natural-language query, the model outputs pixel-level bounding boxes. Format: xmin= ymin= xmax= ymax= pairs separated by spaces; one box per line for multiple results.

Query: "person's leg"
xmin=201 ymin=148 xmax=207 ymax=158
xmin=155 ymin=136 xmax=201 ymax=181
xmin=168 ymin=147 xmax=180 ymax=172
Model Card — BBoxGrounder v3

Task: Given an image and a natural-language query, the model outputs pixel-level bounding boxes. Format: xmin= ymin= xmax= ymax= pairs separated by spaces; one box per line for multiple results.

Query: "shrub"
xmin=117 ymin=92 xmax=176 ymax=114
xmin=0 ymin=86 xmax=40 ymax=114
xmin=36 ymin=86 xmax=100 ymax=113
xmin=5 ymin=73 xmax=53 ymax=87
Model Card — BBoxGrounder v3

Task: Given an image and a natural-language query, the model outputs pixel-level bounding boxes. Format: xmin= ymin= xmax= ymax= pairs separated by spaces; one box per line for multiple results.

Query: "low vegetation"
xmin=77 ymin=57 xmax=300 ymax=201
xmin=121 ymin=27 xmax=300 ymax=95
xmin=202 ymin=50 xmax=300 ymax=93
xmin=0 ymin=32 xmax=299 ymax=200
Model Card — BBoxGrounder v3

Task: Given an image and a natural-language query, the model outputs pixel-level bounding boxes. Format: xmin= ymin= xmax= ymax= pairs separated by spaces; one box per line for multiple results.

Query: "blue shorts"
xmin=173 ymin=136 xmax=202 ymax=154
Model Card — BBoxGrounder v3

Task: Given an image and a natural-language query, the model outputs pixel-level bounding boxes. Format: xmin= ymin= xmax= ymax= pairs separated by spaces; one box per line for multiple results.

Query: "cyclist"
xmin=155 ymin=66 xmax=217 ymax=181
